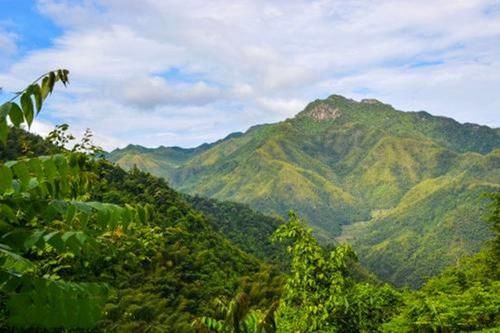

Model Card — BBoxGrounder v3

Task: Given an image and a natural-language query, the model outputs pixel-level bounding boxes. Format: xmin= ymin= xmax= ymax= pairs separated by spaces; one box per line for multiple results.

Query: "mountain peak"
xmin=327 ymin=94 xmax=356 ymax=102
xmin=296 ymin=94 xmax=401 ymax=123
xmin=298 ymin=96 xmax=347 ymax=121
xmin=305 ymin=102 xmax=342 ymax=121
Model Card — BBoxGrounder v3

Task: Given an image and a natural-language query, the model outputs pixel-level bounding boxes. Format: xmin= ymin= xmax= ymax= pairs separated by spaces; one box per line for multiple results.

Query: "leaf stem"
xmin=6 ymin=71 xmax=52 ymax=103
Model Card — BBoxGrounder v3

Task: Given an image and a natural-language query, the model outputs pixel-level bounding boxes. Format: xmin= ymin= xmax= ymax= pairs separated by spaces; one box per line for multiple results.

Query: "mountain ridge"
xmin=111 ymin=94 xmax=498 ymax=156
xmin=108 ymin=94 xmax=500 ymax=286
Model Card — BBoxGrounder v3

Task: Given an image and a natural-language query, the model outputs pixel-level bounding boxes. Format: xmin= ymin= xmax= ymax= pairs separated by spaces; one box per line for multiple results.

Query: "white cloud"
xmin=30 ymin=119 xmax=54 ymax=137
xmin=0 ymin=27 xmax=18 ymax=70
xmin=1 ymin=0 xmax=500 ymax=149
xmin=0 ymin=30 xmax=17 ymax=56
xmin=121 ymin=76 xmax=221 ymax=108
xmin=256 ymin=97 xmax=308 ymax=118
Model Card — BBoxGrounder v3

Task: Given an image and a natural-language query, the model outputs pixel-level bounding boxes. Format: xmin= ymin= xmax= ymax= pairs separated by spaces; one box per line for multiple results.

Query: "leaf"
xmin=0 ymin=203 xmax=17 ymax=222
xmin=62 ymin=69 xmax=70 ymax=84
xmin=0 ymin=165 xmax=13 ymax=193
xmin=0 ymin=120 xmax=7 ymax=145
xmin=7 ymin=278 xmax=108 ymax=328
xmin=43 ymin=158 xmax=58 ymax=182
xmin=43 ymin=230 xmax=59 ymax=243
xmin=57 ymin=69 xmax=67 ymax=86
xmin=27 ymin=158 xmax=43 ymax=177
xmin=27 ymin=177 xmax=40 ymax=191
xmin=0 ymin=102 xmax=11 ymax=120
xmin=20 ymin=92 xmax=34 ymax=128
xmin=23 ymin=230 xmax=45 ymax=249
xmin=64 ymin=204 xmax=76 ymax=224
xmin=61 ymin=231 xmax=76 ymax=242
xmin=0 ymin=248 xmax=35 ymax=274
xmin=47 ymin=233 xmax=65 ymax=252
xmin=30 ymin=84 xmax=43 ymax=114
xmin=40 ymin=76 xmax=50 ymax=100
xmin=74 ymin=231 xmax=88 ymax=246
xmin=8 ymin=103 xmax=24 ymax=128
xmin=12 ymin=162 xmax=30 ymax=190
xmin=48 ymin=71 xmax=56 ymax=94
xmin=72 ymin=201 xmax=93 ymax=215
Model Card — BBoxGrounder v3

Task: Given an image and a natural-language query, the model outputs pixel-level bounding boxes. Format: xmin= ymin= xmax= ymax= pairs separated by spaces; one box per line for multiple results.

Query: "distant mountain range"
xmin=108 ymin=95 xmax=500 ymax=287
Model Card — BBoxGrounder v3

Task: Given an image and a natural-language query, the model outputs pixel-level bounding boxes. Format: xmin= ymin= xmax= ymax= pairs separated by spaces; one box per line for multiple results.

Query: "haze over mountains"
xmin=109 ymin=94 xmax=500 ymax=287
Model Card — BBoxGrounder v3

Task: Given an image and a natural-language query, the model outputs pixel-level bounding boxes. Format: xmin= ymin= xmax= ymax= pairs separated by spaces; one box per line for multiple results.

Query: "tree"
xmin=193 ymin=292 xmax=278 ymax=333
xmin=271 ymin=212 xmax=399 ymax=332
xmin=384 ymin=193 xmax=500 ymax=332
xmin=0 ymin=70 xmax=150 ymax=329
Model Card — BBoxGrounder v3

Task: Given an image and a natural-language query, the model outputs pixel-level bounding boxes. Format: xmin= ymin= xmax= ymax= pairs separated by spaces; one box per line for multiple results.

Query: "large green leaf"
xmin=40 ymin=76 xmax=50 ymax=100
xmin=11 ymin=162 xmax=30 ymax=190
xmin=20 ymin=91 xmax=34 ymax=128
xmin=0 ymin=247 xmax=36 ymax=274
xmin=0 ymin=102 xmax=10 ymax=120
xmin=0 ymin=165 xmax=13 ymax=193
xmin=6 ymin=278 xmax=109 ymax=329
xmin=8 ymin=103 xmax=24 ymax=128
xmin=30 ymin=84 xmax=43 ymax=114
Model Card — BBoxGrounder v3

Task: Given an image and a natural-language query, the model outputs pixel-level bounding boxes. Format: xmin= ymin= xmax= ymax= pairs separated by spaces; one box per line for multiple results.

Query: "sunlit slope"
xmin=109 ymin=95 xmax=500 ymax=286
xmin=343 ymin=149 xmax=500 ymax=286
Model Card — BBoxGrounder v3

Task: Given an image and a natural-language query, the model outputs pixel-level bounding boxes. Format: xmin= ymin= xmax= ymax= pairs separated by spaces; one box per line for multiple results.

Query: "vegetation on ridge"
xmin=109 ymin=94 xmax=500 ymax=286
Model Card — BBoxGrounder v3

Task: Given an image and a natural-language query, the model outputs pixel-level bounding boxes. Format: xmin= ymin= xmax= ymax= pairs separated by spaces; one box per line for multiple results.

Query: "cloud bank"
xmin=0 ymin=0 xmax=499 ymax=150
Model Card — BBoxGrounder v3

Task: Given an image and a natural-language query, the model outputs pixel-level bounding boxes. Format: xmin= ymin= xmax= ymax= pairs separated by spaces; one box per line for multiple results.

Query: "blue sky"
xmin=0 ymin=1 xmax=60 ymax=67
xmin=1 ymin=0 xmax=499 ymax=150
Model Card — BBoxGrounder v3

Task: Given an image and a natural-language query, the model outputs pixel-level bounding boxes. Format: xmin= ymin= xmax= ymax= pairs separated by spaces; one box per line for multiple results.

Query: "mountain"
xmin=108 ymin=94 xmax=500 ymax=287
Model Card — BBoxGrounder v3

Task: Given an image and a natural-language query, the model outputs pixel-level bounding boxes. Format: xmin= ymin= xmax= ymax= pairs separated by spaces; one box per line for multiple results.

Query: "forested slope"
xmin=109 ymin=95 xmax=500 ymax=286
xmin=185 ymin=195 xmax=287 ymax=265
xmin=0 ymin=127 xmax=282 ymax=332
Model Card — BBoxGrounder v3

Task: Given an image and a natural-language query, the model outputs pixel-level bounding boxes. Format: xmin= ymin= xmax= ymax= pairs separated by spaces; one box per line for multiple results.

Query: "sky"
xmin=0 ymin=0 xmax=499 ymax=150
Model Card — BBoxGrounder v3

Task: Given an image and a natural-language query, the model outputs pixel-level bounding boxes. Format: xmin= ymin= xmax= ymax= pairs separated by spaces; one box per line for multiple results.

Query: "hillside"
xmin=0 ymin=128 xmax=283 ymax=331
xmin=109 ymin=95 xmax=500 ymax=287
xmin=184 ymin=195 xmax=287 ymax=266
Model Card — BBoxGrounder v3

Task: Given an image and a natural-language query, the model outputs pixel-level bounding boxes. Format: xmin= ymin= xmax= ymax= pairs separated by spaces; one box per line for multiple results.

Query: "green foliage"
xmin=347 ymin=177 xmax=498 ymax=287
xmin=46 ymin=123 xmax=75 ymax=148
xmin=0 ymin=71 xmax=153 ymax=329
xmin=385 ymin=244 xmax=500 ymax=332
xmin=4 ymin=278 xmax=108 ymax=329
xmin=2 ymin=124 xmax=284 ymax=331
xmin=0 ymin=69 xmax=69 ymax=145
xmin=108 ymin=94 xmax=500 ymax=286
xmin=0 ymin=139 xmax=282 ymax=332
xmin=203 ymin=200 xmax=499 ymax=333
xmin=0 ymin=128 xmax=59 ymax=164
xmin=385 ymin=194 xmax=500 ymax=332
xmin=271 ymin=212 xmax=400 ymax=332
xmin=90 ymin=162 xmax=283 ymax=332
xmin=193 ymin=292 xmax=278 ymax=333
xmin=186 ymin=195 xmax=288 ymax=266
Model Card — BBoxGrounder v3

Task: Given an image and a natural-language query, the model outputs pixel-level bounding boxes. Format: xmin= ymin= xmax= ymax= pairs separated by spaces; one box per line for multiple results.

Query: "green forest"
xmin=0 ymin=71 xmax=499 ymax=332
